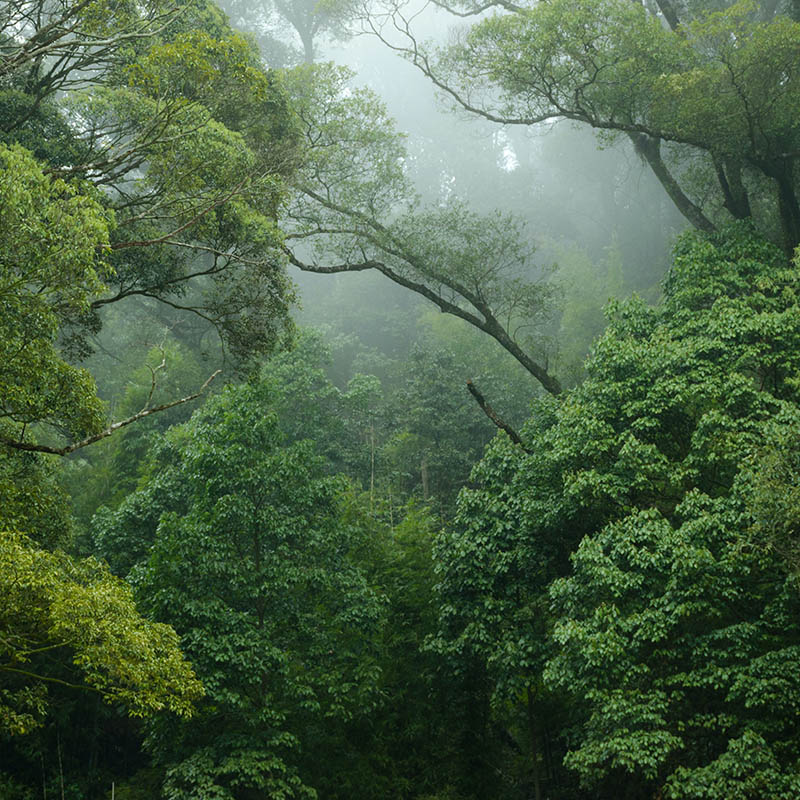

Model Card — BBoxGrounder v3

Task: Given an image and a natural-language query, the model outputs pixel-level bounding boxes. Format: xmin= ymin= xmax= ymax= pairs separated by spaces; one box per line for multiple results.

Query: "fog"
xmin=218 ymin=0 xmax=688 ymax=386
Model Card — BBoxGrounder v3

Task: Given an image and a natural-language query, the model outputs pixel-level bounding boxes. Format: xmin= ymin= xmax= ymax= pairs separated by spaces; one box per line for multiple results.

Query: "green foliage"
xmin=434 ymin=224 xmax=800 ymax=796
xmin=0 ymin=139 xmax=202 ymax=796
xmin=100 ymin=379 xmax=384 ymax=797
xmin=65 ymin=339 xmax=212 ymax=536
xmin=746 ymin=425 xmax=800 ymax=571
xmin=0 ymin=142 xmax=113 ymax=552
xmin=3 ymin=0 xmax=299 ymax=366
xmin=432 ymin=0 xmax=800 ymax=248
xmin=0 ymin=531 xmax=203 ymax=737
xmin=0 ymin=143 xmax=110 ymax=441
xmin=546 ymin=498 xmax=800 ymax=798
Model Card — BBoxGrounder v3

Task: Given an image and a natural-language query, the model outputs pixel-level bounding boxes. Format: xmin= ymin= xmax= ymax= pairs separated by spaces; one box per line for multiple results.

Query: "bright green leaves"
xmin=0 ymin=531 xmax=203 ymax=736
xmin=130 ymin=30 xmax=294 ymax=150
xmin=542 ymin=228 xmax=800 ymax=793
xmin=546 ymin=497 xmax=800 ymax=795
xmin=0 ymin=143 xmax=110 ymax=440
xmin=433 ymin=225 xmax=800 ymax=794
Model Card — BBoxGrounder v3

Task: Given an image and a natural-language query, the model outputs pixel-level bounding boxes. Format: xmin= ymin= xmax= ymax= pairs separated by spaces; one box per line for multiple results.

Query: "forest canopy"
xmin=2 ymin=0 xmax=800 ymax=798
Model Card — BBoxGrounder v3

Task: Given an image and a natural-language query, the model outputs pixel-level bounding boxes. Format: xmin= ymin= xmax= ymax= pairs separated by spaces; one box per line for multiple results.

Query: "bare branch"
xmin=286 ymin=249 xmax=562 ymax=394
xmin=466 ymin=379 xmax=528 ymax=449
xmin=0 ymin=372 xmax=221 ymax=457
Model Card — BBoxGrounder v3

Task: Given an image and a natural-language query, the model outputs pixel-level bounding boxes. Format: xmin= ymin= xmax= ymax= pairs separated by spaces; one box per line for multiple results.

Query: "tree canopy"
xmin=5 ymin=0 xmax=800 ymax=796
xmin=433 ymin=224 xmax=800 ymax=797
xmin=94 ymin=378 xmax=384 ymax=798
xmin=369 ymin=0 xmax=800 ymax=253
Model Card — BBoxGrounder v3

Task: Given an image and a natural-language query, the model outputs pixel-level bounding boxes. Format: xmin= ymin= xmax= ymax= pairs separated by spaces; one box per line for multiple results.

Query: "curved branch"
xmin=287 ymin=249 xmax=562 ymax=394
xmin=628 ymin=133 xmax=715 ymax=232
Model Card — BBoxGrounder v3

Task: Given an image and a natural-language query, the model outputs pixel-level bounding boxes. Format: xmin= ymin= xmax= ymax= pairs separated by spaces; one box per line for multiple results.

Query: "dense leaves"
xmin=3 ymin=0 xmax=298 ymax=365
xmin=95 ymin=380 xmax=384 ymax=798
xmin=0 ymin=143 xmax=110 ymax=443
xmin=433 ymin=224 xmax=800 ymax=796
xmin=383 ymin=0 xmax=800 ymax=250
xmin=0 ymin=531 xmax=203 ymax=736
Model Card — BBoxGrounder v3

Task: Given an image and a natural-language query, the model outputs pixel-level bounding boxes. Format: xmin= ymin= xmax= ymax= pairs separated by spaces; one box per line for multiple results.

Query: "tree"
xmin=3 ymin=1 xmax=299 ymax=364
xmin=432 ymin=224 xmax=800 ymax=797
xmin=96 ymin=379 xmax=384 ymax=798
xmin=220 ymin=0 xmax=361 ymax=63
xmin=0 ymin=142 xmax=203 ymax=793
xmin=367 ymin=0 xmax=800 ymax=253
xmin=0 ymin=531 xmax=203 ymax=738
xmin=0 ymin=143 xmax=110 ymax=448
xmin=284 ymin=64 xmax=563 ymax=395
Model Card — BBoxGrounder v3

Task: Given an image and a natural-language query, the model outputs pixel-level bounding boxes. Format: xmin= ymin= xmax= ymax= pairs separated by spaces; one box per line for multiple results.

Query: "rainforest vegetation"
xmin=2 ymin=0 xmax=800 ymax=797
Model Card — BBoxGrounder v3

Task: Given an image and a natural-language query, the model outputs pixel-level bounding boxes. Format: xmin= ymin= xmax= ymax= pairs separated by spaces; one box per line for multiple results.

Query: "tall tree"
xmin=95 ymin=379 xmax=384 ymax=799
xmin=284 ymin=64 xmax=563 ymax=395
xmin=2 ymin=0 xmax=299 ymax=364
xmin=367 ymin=0 xmax=800 ymax=253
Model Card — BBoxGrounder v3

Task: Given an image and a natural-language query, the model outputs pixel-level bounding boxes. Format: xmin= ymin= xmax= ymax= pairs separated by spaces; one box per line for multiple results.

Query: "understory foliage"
xmin=0 ymin=532 xmax=203 ymax=737
xmin=434 ymin=224 xmax=800 ymax=797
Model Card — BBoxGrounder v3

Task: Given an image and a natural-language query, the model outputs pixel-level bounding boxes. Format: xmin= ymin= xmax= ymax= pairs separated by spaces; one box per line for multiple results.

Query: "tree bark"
xmin=775 ymin=169 xmax=800 ymax=256
xmin=653 ymin=0 xmax=681 ymax=31
xmin=466 ymin=380 xmax=528 ymax=450
xmin=287 ymin=251 xmax=563 ymax=395
xmin=714 ymin=158 xmax=752 ymax=220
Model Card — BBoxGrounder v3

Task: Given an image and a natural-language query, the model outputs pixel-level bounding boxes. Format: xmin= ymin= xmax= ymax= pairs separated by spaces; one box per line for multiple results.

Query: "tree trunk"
xmin=526 ymin=687 xmax=542 ymax=800
xmin=299 ymin=27 xmax=315 ymax=64
xmin=629 ymin=133 xmax=716 ymax=233
xmin=776 ymin=169 xmax=800 ymax=256
xmin=714 ymin=158 xmax=752 ymax=220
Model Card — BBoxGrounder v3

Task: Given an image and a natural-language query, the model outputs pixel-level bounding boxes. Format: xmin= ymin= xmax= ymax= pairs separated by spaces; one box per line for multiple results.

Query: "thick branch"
xmin=466 ymin=379 xmax=527 ymax=449
xmin=0 ymin=665 xmax=99 ymax=693
xmin=110 ymin=175 xmax=251 ymax=251
xmin=628 ymin=133 xmax=715 ymax=232
xmin=714 ymin=157 xmax=751 ymax=220
xmin=0 ymin=371 xmax=221 ymax=457
xmin=287 ymin=250 xmax=562 ymax=395
xmin=430 ymin=0 xmax=524 ymax=16
xmin=652 ymin=0 xmax=680 ymax=31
